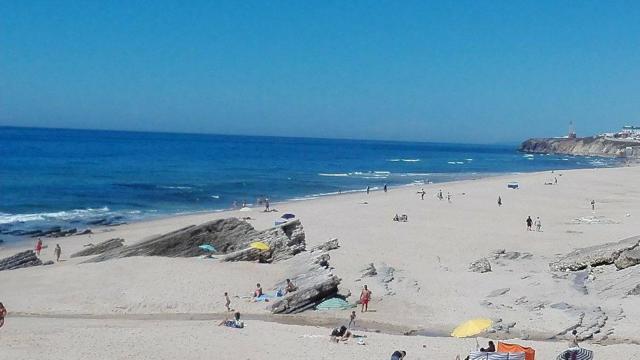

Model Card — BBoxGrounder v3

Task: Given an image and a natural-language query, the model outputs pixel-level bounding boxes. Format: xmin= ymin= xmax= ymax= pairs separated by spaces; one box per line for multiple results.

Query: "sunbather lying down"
xmin=219 ymin=312 xmax=244 ymax=329
xmin=330 ymin=326 xmax=352 ymax=342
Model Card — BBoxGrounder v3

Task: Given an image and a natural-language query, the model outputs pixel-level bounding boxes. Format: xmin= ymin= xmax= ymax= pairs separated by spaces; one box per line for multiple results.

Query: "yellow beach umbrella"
xmin=249 ymin=241 xmax=270 ymax=251
xmin=451 ymin=318 xmax=492 ymax=338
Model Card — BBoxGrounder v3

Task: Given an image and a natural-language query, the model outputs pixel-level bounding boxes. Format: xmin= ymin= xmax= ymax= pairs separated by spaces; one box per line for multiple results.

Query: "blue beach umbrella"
xmin=281 ymin=213 xmax=295 ymax=219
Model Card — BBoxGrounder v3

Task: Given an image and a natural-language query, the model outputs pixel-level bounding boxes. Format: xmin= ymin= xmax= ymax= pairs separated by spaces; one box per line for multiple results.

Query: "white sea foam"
xmin=211 ymin=195 xmax=220 ymax=199
xmin=388 ymin=158 xmax=421 ymax=162
xmin=318 ymin=173 xmax=349 ymax=177
xmin=0 ymin=207 xmax=111 ymax=225
xmin=159 ymin=186 xmax=193 ymax=190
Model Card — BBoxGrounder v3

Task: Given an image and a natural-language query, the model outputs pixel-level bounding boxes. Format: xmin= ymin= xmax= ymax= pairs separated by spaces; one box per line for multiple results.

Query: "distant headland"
xmin=520 ymin=125 xmax=640 ymax=158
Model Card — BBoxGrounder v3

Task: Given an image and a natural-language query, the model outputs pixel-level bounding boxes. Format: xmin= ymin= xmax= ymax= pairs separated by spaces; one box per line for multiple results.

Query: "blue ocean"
xmin=0 ymin=127 xmax=618 ymax=238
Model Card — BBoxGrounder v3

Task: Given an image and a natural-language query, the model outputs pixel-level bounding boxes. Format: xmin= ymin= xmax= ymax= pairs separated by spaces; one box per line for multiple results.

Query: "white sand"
xmin=2 ymin=166 xmax=640 ymax=359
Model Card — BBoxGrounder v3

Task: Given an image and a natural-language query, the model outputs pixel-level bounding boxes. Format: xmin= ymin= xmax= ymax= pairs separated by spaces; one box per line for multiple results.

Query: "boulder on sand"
xmin=0 ymin=250 xmax=43 ymax=271
xmin=70 ymin=238 xmax=125 ymax=258
xmin=550 ymin=235 xmax=640 ymax=272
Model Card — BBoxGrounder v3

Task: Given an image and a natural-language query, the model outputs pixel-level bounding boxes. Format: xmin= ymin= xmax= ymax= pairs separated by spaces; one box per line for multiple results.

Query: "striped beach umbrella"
xmin=556 ymin=348 xmax=593 ymax=360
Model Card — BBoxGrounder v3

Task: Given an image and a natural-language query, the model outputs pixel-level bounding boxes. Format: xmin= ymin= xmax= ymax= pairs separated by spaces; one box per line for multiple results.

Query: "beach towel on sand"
xmin=315 ymin=298 xmax=355 ymax=311
xmin=468 ymin=351 xmax=525 ymax=360
xmin=497 ymin=342 xmax=535 ymax=360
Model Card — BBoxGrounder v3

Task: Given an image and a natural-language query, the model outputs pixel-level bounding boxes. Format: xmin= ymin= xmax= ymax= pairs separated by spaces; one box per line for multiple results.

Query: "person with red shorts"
xmin=360 ymin=285 xmax=372 ymax=312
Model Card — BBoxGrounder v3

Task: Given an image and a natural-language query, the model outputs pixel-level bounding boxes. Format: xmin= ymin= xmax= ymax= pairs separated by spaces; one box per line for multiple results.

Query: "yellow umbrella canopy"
xmin=249 ymin=241 xmax=270 ymax=251
xmin=451 ymin=318 xmax=493 ymax=338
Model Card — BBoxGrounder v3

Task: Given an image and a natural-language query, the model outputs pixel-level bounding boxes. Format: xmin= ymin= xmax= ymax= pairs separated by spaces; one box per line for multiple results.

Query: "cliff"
xmin=519 ymin=137 xmax=640 ymax=158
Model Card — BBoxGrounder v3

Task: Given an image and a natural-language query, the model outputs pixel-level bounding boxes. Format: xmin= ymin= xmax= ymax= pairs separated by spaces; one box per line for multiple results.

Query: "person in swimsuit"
xmin=253 ymin=283 xmax=263 ymax=298
xmin=35 ymin=239 xmax=43 ymax=256
xmin=219 ymin=312 xmax=244 ymax=328
xmin=54 ymin=244 xmax=61 ymax=262
xmin=285 ymin=279 xmax=297 ymax=294
xmin=0 ymin=302 xmax=6 ymax=329
xmin=360 ymin=285 xmax=372 ymax=312
xmin=348 ymin=311 xmax=356 ymax=328
xmin=480 ymin=341 xmax=495 ymax=352
xmin=224 ymin=292 xmax=232 ymax=312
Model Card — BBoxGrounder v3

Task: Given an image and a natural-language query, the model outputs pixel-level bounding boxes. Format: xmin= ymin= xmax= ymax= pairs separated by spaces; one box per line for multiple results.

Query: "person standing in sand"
xmin=54 ymin=244 xmax=61 ymax=262
xmin=535 ymin=217 xmax=542 ymax=232
xmin=497 ymin=196 xmax=502 ymax=207
xmin=360 ymin=285 xmax=372 ymax=312
xmin=384 ymin=184 xmax=388 ymax=193
xmin=348 ymin=310 xmax=356 ymax=328
xmin=526 ymin=216 xmax=533 ymax=231
xmin=438 ymin=189 xmax=443 ymax=200
xmin=591 ymin=199 xmax=596 ymax=211
xmin=264 ymin=198 xmax=270 ymax=212
xmin=447 ymin=192 xmax=452 ymax=203
xmin=366 ymin=186 xmax=370 ymax=194
xmin=418 ymin=188 xmax=426 ymax=200
xmin=35 ymin=238 xmax=43 ymax=256
xmin=224 ymin=292 xmax=232 ymax=312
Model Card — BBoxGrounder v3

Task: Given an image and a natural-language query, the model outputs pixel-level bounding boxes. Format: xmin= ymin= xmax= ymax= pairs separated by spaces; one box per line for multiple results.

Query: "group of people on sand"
xmin=34 ymin=239 xmax=62 ymax=262
xmin=525 ymin=216 xmax=543 ymax=232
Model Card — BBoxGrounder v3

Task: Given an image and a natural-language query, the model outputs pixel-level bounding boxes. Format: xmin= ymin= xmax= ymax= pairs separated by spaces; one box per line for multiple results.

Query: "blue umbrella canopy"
xmin=281 ymin=213 xmax=296 ymax=219
xmin=199 ymin=244 xmax=216 ymax=252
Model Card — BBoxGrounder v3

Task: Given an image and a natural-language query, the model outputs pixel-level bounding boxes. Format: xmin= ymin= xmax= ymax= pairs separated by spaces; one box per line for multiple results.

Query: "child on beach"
xmin=360 ymin=285 xmax=372 ymax=312
xmin=535 ymin=217 xmax=542 ymax=232
xmin=349 ymin=310 xmax=356 ymax=328
xmin=35 ymin=238 xmax=43 ymax=256
xmin=54 ymin=244 xmax=61 ymax=262
xmin=224 ymin=292 xmax=232 ymax=312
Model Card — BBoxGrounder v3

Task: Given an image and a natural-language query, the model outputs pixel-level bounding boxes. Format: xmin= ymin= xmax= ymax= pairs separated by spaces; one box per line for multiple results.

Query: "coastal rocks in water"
xmin=70 ymin=238 xmax=125 ymax=258
xmin=549 ymin=235 xmax=640 ymax=272
xmin=469 ymin=258 xmax=492 ymax=273
xmin=85 ymin=218 xmax=305 ymax=263
xmin=519 ymin=137 xmax=640 ymax=158
xmin=0 ymin=250 xmax=43 ymax=271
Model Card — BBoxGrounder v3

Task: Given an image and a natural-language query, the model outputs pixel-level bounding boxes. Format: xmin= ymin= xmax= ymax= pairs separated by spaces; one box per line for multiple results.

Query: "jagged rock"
xmin=488 ymin=288 xmax=510 ymax=297
xmin=628 ymin=284 xmax=640 ymax=296
xmin=362 ymin=263 xmax=377 ymax=277
xmin=42 ymin=260 xmax=54 ymax=266
xmin=614 ymin=246 xmax=640 ymax=270
xmin=336 ymin=285 xmax=351 ymax=298
xmin=76 ymin=229 xmax=92 ymax=235
xmin=85 ymin=218 xmax=304 ymax=263
xmin=470 ymin=258 xmax=492 ymax=273
xmin=520 ymin=137 xmax=640 ymax=158
xmin=70 ymin=238 xmax=125 ymax=258
xmin=0 ymin=250 xmax=43 ymax=271
xmin=549 ymin=236 xmax=640 ymax=272
xmin=310 ymin=238 xmax=339 ymax=252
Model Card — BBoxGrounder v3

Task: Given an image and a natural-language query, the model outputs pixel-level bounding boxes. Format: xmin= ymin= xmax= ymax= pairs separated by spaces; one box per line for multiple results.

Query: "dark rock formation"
xmin=614 ymin=246 xmax=640 ymax=270
xmin=84 ymin=218 xmax=304 ymax=263
xmin=520 ymin=137 xmax=640 ymax=158
xmin=70 ymin=238 xmax=125 ymax=258
xmin=268 ymin=239 xmax=342 ymax=314
xmin=0 ymin=250 xmax=42 ymax=271
xmin=628 ymin=284 xmax=640 ymax=296
xmin=549 ymin=236 xmax=640 ymax=271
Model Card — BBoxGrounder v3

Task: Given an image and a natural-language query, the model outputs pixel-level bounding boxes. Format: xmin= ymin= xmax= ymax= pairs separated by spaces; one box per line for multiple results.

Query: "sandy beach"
xmin=2 ymin=166 xmax=640 ymax=359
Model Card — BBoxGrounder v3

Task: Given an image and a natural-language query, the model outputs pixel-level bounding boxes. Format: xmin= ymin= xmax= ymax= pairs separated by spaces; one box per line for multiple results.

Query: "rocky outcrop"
xmin=84 ymin=218 xmax=305 ymax=263
xmin=0 ymin=250 xmax=42 ymax=271
xmin=469 ymin=258 xmax=492 ymax=273
xmin=268 ymin=239 xmax=341 ymax=314
xmin=550 ymin=236 xmax=640 ymax=271
xmin=520 ymin=137 xmax=640 ymax=158
xmin=70 ymin=238 xmax=125 ymax=258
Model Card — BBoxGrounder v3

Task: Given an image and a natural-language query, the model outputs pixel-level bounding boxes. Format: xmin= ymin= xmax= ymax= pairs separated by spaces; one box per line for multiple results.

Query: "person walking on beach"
xmin=35 ymin=238 xmax=43 ymax=256
xmin=54 ymin=244 xmax=61 ymax=262
xmin=224 ymin=292 xmax=232 ymax=312
xmin=535 ymin=217 xmax=542 ymax=232
xmin=366 ymin=186 xmax=370 ymax=195
xmin=348 ymin=310 xmax=356 ymax=328
xmin=497 ymin=196 xmax=502 ymax=207
xmin=0 ymin=302 xmax=6 ymax=329
xmin=447 ymin=192 xmax=452 ymax=203
xmin=438 ymin=189 xmax=443 ymax=200
xmin=264 ymin=198 xmax=270 ymax=212
xmin=526 ymin=216 xmax=533 ymax=231
xmin=419 ymin=188 xmax=426 ymax=200
xmin=554 ymin=176 xmax=558 ymax=185
xmin=384 ymin=184 xmax=388 ymax=193
xmin=591 ymin=200 xmax=596 ymax=211
xmin=360 ymin=285 xmax=372 ymax=312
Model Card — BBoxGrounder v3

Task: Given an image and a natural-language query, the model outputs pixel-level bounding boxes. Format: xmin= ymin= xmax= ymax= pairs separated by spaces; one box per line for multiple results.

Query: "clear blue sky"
xmin=2 ymin=1 xmax=640 ymax=143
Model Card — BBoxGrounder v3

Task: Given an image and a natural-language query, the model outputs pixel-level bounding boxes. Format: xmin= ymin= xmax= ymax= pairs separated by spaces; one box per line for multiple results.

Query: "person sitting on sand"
xmin=480 ymin=341 xmax=495 ymax=352
xmin=285 ymin=279 xmax=297 ymax=294
xmin=570 ymin=329 xmax=580 ymax=348
xmin=218 ymin=311 xmax=244 ymax=328
xmin=0 ymin=302 xmax=6 ymax=329
xmin=393 ymin=214 xmax=400 ymax=221
xmin=330 ymin=325 xmax=351 ymax=342
xmin=401 ymin=214 xmax=408 ymax=222
xmin=391 ymin=350 xmax=407 ymax=360
xmin=253 ymin=283 xmax=263 ymax=298
xmin=360 ymin=285 xmax=372 ymax=312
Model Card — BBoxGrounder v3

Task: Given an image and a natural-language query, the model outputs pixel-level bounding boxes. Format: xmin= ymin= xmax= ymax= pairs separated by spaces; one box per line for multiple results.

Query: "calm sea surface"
xmin=0 ymin=127 xmax=618 ymax=237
